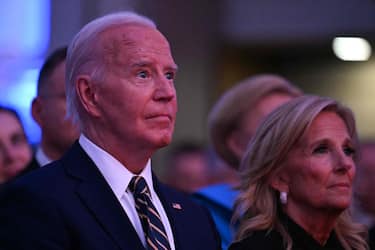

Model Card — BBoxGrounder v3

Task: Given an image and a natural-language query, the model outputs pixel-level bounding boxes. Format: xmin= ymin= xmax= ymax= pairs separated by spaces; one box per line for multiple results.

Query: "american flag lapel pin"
xmin=172 ymin=203 xmax=182 ymax=210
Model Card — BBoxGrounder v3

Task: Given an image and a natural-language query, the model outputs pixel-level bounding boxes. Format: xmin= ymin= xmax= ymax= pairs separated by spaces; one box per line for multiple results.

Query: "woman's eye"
xmin=313 ymin=145 xmax=328 ymax=154
xmin=343 ymin=146 xmax=355 ymax=157
xmin=165 ymin=72 xmax=175 ymax=80
xmin=11 ymin=133 xmax=27 ymax=146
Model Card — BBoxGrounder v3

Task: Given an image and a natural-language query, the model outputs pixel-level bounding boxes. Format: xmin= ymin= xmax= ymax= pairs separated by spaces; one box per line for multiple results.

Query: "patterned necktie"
xmin=129 ymin=176 xmax=171 ymax=250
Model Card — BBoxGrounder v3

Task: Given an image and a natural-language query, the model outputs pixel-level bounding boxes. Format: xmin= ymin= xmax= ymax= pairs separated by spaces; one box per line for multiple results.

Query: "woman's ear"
xmin=269 ymin=171 xmax=289 ymax=193
xmin=75 ymin=75 xmax=100 ymax=117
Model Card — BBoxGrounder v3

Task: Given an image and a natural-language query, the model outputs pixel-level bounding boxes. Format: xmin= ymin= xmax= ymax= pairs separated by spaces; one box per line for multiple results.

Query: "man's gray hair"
xmin=65 ymin=11 xmax=156 ymax=127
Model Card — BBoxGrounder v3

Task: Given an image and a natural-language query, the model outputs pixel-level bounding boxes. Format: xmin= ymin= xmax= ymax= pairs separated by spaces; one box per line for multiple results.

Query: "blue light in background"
xmin=4 ymin=69 xmax=41 ymax=144
xmin=0 ymin=0 xmax=50 ymax=145
xmin=6 ymin=69 xmax=39 ymax=105
xmin=0 ymin=0 xmax=50 ymax=58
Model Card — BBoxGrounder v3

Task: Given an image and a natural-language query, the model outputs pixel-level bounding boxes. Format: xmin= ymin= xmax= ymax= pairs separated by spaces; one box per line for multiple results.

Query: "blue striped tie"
xmin=129 ymin=176 xmax=171 ymax=250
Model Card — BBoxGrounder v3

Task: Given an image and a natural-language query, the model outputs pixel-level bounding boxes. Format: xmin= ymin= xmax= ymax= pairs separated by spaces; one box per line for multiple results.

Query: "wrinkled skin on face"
xmin=271 ymin=111 xmax=356 ymax=244
xmin=79 ymin=24 xmax=178 ymax=172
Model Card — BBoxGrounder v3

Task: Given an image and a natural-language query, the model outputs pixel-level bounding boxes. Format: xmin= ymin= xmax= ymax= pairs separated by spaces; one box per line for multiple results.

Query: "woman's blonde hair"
xmin=233 ymin=95 xmax=368 ymax=250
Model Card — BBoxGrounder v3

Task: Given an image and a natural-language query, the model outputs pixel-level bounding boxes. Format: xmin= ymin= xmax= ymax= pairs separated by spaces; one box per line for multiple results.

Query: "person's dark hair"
xmin=0 ymin=104 xmax=29 ymax=143
xmin=0 ymin=105 xmax=23 ymax=126
xmin=169 ymin=142 xmax=204 ymax=160
xmin=37 ymin=46 xmax=67 ymax=96
xmin=166 ymin=142 xmax=206 ymax=169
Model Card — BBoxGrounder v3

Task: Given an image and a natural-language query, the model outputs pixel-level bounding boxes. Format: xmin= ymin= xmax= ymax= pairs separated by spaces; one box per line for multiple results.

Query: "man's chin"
xmin=154 ymin=134 xmax=173 ymax=148
xmin=158 ymin=138 xmax=172 ymax=148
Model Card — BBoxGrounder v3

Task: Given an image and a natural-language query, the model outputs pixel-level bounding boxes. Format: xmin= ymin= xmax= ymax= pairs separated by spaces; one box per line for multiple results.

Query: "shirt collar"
xmin=35 ymin=146 xmax=53 ymax=167
xmin=78 ymin=134 xmax=154 ymax=200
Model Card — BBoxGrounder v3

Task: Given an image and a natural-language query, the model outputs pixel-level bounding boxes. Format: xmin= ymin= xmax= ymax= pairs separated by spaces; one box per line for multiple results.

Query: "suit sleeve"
xmin=0 ymin=184 xmax=70 ymax=249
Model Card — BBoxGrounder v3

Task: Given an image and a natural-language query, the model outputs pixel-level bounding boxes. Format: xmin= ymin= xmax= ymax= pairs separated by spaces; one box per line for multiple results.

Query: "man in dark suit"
xmin=26 ymin=46 xmax=79 ymax=172
xmin=0 ymin=11 xmax=221 ymax=250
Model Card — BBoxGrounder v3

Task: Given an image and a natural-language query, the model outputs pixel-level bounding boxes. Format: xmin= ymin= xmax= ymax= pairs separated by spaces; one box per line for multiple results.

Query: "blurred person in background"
xmin=0 ymin=106 xmax=32 ymax=184
xmin=352 ymin=140 xmax=375 ymax=249
xmin=193 ymin=74 xmax=302 ymax=249
xmin=352 ymin=141 xmax=375 ymax=227
xmin=163 ymin=142 xmax=213 ymax=193
xmin=28 ymin=46 xmax=79 ymax=169
xmin=230 ymin=95 xmax=368 ymax=250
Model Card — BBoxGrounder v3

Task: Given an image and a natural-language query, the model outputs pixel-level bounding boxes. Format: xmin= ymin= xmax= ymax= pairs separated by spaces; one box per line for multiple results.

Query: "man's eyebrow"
xmin=166 ymin=64 xmax=178 ymax=71
xmin=130 ymin=62 xmax=178 ymax=71
xmin=130 ymin=62 xmax=151 ymax=68
xmin=173 ymin=64 xmax=178 ymax=70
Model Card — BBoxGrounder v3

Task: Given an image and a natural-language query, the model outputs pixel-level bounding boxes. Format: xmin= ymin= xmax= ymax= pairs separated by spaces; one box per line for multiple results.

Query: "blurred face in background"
xmin=166 ymin=150 xmax=210 ymax=193
xmin=0 ymin=111 xmax=32 ymax=183
xmin=33 ymin=60 xmax=79 ymax=155
xmin=354 ymin=143 xmax=375 ymax=214
xmin=230 ymin=92 xmax=293 ymax=161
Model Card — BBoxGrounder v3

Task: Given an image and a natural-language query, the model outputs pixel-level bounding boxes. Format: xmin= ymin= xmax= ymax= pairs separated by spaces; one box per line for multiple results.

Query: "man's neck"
xmin=82 ymin=129 xmax=153 ymax=174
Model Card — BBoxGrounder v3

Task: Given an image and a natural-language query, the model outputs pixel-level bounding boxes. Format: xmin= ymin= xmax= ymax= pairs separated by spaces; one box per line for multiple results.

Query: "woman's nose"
xmin=334 ymin=150 xmax=354 ymax=172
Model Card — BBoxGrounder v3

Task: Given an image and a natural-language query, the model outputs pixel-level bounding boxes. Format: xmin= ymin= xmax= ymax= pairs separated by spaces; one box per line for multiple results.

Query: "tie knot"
xmin=129 ymin=176 xmax=149 ymax=196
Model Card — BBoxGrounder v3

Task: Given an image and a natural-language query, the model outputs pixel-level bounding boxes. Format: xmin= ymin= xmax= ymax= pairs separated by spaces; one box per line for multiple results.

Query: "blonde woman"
xmin=230 ymin=95 xmax=368 ymax=250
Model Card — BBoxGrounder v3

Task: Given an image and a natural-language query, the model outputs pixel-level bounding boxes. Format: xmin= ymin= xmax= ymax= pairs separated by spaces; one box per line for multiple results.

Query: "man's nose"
xmin=154 ymin=76 xmax=176 ymax=102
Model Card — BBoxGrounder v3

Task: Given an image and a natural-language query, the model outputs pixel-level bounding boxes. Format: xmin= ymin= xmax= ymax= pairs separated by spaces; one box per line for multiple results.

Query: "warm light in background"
xmin=332 ymin=37 xmax=372 ymax=61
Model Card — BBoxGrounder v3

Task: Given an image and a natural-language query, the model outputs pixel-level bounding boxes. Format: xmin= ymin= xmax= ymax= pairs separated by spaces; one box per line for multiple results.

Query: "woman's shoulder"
xmin=229 ymin=230 xmax=284 ymax=250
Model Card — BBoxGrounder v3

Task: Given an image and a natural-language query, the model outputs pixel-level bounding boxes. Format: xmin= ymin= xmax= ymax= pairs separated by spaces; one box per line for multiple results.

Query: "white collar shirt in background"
xmin=35 ymin=146 xmax=53 ymax=167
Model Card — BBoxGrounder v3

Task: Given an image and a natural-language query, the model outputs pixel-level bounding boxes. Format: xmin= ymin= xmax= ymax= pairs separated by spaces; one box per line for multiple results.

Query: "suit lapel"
xmin=63 ymin=142 xmax=145 ymax=250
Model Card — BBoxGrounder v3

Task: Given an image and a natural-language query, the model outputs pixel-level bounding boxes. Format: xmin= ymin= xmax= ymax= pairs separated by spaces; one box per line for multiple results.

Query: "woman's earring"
xmin=280 ymin=191 xmax=288 ymax=205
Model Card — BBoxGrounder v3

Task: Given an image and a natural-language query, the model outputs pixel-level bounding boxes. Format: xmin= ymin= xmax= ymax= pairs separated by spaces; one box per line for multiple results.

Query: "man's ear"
xmin=227 ymin=130 xmax=246 ymax=162
xmin=75 ymin=75 xmax=101 ymax=117
xmin=31 ymin=97 xmax=43 ymax=126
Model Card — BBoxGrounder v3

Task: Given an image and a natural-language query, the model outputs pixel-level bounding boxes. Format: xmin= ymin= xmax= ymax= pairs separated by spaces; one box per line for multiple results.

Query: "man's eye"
xmin=137 ymin=71 xmax=148 ymax=79
xmin=313 ymin=145 xmax=328 ymax=154
xmin=165 ymin=72 xmax=175 ymax=80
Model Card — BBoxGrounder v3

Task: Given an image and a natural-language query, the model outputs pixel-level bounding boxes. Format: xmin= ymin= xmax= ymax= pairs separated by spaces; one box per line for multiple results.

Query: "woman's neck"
xmin=283 ymin=204 xmax=341 ymax=245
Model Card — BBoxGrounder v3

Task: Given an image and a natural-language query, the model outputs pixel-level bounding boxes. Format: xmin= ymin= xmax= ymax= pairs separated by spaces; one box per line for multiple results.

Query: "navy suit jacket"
xmin=0 ymin=142 xmax=221 ymax=250
xmin=22 ymin=156 xmax=41 ymax=173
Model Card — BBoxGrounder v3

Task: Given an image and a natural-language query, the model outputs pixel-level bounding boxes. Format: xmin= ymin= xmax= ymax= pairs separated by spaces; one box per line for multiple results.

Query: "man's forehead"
xmin=102 ymin=24 xmax=164 ymax=42
xmin=102 ymin=25 xmax=169 ymax=47
xmin=102 ymin=27 xmax=174 ymax=65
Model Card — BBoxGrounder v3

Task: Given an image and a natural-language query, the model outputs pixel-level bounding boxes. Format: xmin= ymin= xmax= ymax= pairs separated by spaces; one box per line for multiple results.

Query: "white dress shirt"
xmin=79 ymin=135 xmax=175 ymax=249
xmin=35 ymin=146 xmax=53 ymax=167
